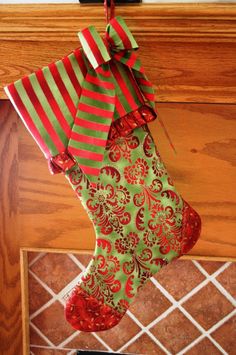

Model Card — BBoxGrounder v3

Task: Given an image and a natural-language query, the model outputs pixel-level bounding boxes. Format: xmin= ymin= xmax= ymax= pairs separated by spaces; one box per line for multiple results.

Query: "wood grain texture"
xmin=1 ymin=5 xmax=236 ymax=354
xmin=0 ymin=101 xmax=22 ymax=355
xmin=18 ymin=102 xmax=236 ymax=259
xmin=1 ymin=4 xmax=236 ymax=103
xmin=20 ymin=250 xmax=29 ymax=355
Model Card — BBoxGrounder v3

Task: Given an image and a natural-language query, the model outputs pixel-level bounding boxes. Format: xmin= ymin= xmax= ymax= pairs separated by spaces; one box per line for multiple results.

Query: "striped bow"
xmin=67 ymin=16 xmax=156 ymax=184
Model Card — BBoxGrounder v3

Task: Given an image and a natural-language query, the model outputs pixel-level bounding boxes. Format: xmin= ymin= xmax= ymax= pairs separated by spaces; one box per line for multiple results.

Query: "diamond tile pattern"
xmin=150 ymin=309 xmax=201 ymax=353
xmin=129 ymin=280 xmax=172 ymax=326
xmin=28 ymin=252 xmax=236 ymax=354
xmin=185 ymin=338 xmax=222 ymax=355
xmin=123 ymin=333 xmax=165 ymax=354
xmin=30 ymin=253 xmax=81 ymax=293
xmin=154 ymin=259 xmax=205 ymax=300
xmin=31 ymin=301 xmax=75 ymax=346
xmin=217 ymin=262 xmax=236 ymax=299
xmin=183 ymin=282 xmax=234 ymax=330
xmin=211 ymin=314 xmax=236 ymax=354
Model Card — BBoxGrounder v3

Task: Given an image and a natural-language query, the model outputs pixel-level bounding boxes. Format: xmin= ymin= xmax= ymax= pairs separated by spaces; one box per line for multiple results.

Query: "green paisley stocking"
xmin=64 ymin=124 xmax=201 ymax=332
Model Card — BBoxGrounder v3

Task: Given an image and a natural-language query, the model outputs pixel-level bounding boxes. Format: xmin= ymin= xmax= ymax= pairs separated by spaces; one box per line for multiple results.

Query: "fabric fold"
xmin=4 ymin=15 xmax=157 ymax=184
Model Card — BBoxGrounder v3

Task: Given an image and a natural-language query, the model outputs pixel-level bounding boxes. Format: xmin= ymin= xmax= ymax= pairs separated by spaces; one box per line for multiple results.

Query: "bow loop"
xmin=78 ymin=17 xmax=139 ymax=71
xmin=78 ymin=26 xmax=111 ymax=70
xmin=106 ymin=16 xmax=138 ymax=52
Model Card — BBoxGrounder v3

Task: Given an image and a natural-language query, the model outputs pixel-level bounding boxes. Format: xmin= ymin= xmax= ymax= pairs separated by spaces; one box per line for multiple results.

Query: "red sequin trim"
xmin=48 ymin=150 xmax=76 ymax=174
xmin=65 ymin=285 xmax=125 ymax=332
xmin=181 ymin=200 xmax=201 ymax=255
xmin=107 ymin=104 xmax=156 ymax=147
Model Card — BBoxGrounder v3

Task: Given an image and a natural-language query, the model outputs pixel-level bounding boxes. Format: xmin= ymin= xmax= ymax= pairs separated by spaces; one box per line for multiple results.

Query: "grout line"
xmin=30 ymin=297 xmax=56 ymax=321
xmin=57 ymin=330 xmax=80 ymax=348
xmin=29 ymin=270 xmax=56 ymax=298
xmin=117 ymin=329 xmax=145 ymax=354
xmin=28 ymin=252 xmax=46 ymax=268
xmin=30 ymin=322 xmax=55 ymax=347
xmin=193 ymin=260 xmax=231 ymax=279
xmin=150 ymin=271 xmax=231 ymax=354
xmin=28 ymin=254 xmax=234 ymax=354
xmin=30 ymin=344 xmax=79 ymax=351
xmin=117 ymin=310 xmax=171 ymax=354
xmin=179 ymin=305 xmax=226 ymax=353
xmin=206 ymin=334 xmax=228 ymax=355
xmin=92 ymin=332 xmax=114 ymax=353
xmin=68 ymin=253 xmax=87 ymax=271
xmin=179 ymin=311 xmax=235 ymax=355
xmin=177 ymin=333 xmax=206 ymax=355
xmin=57 ymin=273 xmax=83 ymax=301
xmin=211 ymin=277 xmax=236 ymax=307
xmin=208 ymin=309 xmax=236 ymax=335
xmin=29 ymin=259 xmax=114 ymax=353
xmin=146 ymin=329 xmax=172 ymax=355
xmin=146 ymin=304 xmax=177 ymax=329
xmin=193 ymin=261 xmax=235 ymax=306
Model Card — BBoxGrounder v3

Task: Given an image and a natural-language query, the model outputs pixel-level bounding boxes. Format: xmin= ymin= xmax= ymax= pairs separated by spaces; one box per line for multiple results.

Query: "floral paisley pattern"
xmin=86 ymin=178 xmax=131 ymax=235
xmin=124 ymin=157 xmax=149 ymax=184
xmin=65 ymin=123 xmax=201 ymax=332
xmin=115 ymin=232 xmax=140 ymax=254
xmin=108 ymin=133 xmax=139 ymax=163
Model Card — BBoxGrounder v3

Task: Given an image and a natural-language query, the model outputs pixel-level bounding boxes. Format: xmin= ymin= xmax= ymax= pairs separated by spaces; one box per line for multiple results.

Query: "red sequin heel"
xmin=180 ymin=200 xmax=201 ymax=255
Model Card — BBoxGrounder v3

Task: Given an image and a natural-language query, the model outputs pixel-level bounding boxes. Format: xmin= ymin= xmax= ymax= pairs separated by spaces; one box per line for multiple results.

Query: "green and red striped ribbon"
xmin=68 ymin=16 xmax=156 ymax=183
xmin=5 ymin=16 xmax=157 ymax=183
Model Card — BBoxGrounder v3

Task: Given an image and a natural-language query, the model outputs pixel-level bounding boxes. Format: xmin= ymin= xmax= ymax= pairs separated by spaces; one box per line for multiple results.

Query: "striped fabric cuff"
xmin=4 ymin=48 xmax=87 ymax=161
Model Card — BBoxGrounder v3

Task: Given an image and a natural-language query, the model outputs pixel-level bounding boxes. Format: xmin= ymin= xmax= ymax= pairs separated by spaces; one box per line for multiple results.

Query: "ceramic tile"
xmin=183 ymin=282 xmax=234 ymax=330
xmin=123 ymin=333 xmax=165 ymax=355
xmin=31 ymin=301 xmax=76 ymax=346
xmin=185 ymin=337 xmax=222 ymax=355
xmin=197 ymin=260 xmax=224 ymax=275
xmin=28 ymin=273 xmax=52 ymax=315
xmin=30 ymin=253 xmax=81 ymax=293
xmin=66 ymin=332 xmax=107 ymax=351
xmin=150 ymin=309 xmax=201 ymax=353
xmin=30 ymin=348 xmax=68 ymax=355
xmin=30 ymin=325 xmax=49 ymax=346
xmin=129 ymin=279 xmax=172 ymax=326
xmin=154 ymin=260 xmax=205 ymax=300
xmin=28 ymin=252 xmax=41 ymax=265
xmin=211 ymin=315 xmax=236 ymax=354
xmin=28 ymin=253 xmax=236 ymax=354
xmin=217 ymin=263 xmax=236 ymax=299
xmin=75 ymin=253 xmax=93 ymax=267
xmin=98 ymin=314 xmax=141 ymax=351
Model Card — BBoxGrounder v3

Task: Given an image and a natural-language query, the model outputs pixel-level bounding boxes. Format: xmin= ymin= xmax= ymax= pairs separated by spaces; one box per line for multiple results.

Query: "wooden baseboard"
xmin=1 ymin=4 xmax=236 ymax=103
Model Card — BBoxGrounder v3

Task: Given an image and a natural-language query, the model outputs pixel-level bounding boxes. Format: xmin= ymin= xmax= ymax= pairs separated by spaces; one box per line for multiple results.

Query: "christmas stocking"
xmin=4 ymin=14 xmax=201 ymax=332
xmin=63 ymin=115 xmax=201 ymax=332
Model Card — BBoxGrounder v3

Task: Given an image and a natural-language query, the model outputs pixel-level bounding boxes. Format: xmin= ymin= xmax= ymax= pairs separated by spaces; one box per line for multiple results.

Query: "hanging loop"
xmin=104 ymin=0 xmax=115 ymax=23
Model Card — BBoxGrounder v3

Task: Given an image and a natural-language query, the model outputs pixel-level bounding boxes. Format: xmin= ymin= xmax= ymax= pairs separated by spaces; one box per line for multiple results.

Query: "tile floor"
xmin=28 ymin=252 xmax=236 ymax=355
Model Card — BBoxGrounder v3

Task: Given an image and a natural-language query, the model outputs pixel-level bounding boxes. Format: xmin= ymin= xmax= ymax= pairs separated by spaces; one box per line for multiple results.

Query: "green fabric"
xmin=65 ymin=126 xmax=186 ymax=312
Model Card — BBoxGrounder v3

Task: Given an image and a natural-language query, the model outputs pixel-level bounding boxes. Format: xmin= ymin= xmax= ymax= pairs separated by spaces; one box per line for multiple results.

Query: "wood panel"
xmin=1 ymin=5 xmax=236 ymax=354
xmin=18 ymin=102 xmax=236 ymax=260
xmin=1 ymin=4 xmax=236 ymax=103
xmin=0 ymin=101 xmax=22 ymax=355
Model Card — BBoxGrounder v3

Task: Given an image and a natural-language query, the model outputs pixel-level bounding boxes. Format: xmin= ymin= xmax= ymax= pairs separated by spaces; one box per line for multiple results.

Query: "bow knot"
xmin=78 ymin=16 xmax=138 ymax=70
